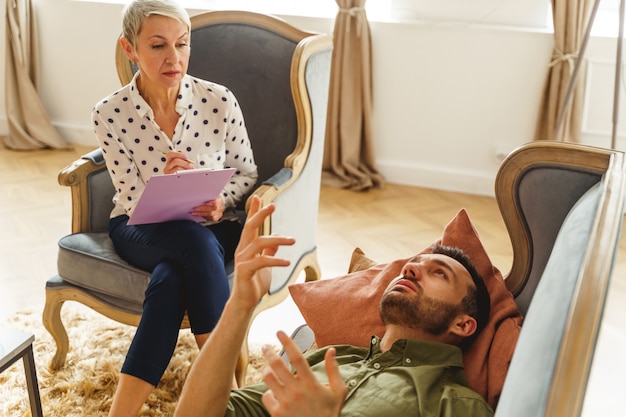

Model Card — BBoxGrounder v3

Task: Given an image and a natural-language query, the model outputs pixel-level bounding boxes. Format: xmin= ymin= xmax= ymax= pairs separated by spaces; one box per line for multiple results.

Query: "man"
xmin=174 ymin=196 xmax=494 ymax=417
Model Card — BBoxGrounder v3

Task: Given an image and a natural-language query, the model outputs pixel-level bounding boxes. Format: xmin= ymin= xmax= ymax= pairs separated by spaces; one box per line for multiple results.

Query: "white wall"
xmin=2 ymin=0 xmax=595 ymax=197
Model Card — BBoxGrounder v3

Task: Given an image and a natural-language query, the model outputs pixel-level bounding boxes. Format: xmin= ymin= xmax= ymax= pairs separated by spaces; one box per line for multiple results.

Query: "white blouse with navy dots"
xmin=92 ymin=72 xmax=258 ymax=220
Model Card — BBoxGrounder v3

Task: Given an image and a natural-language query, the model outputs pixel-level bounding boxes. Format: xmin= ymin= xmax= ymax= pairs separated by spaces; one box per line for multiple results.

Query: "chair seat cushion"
xmin=57 ymin=232 xmax=150 ymax=305
xmin=57 ymin=232 xmax=235 ymax=307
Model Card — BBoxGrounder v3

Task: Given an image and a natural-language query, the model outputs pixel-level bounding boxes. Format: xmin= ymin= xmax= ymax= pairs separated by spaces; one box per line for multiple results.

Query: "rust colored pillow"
xmin=288 ymin=208 xmax=523 ymax=409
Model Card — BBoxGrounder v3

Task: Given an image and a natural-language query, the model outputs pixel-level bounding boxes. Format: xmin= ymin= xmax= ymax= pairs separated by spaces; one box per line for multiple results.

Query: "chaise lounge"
xmin=285 ymin=140 xmax=626 ymax=417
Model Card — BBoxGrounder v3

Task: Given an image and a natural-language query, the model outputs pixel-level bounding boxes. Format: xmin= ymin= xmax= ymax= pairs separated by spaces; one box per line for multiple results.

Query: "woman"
xmin=91 ymin=1 xmax=257 ymax=415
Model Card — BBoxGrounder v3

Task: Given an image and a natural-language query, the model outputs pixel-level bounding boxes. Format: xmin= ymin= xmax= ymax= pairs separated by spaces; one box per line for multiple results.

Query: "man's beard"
xmin=379 ymin=284 xmax=462 ymax=336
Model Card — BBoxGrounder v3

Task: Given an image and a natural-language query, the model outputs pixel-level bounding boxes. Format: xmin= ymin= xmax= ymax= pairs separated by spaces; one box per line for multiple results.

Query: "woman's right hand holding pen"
xmin=162 ymin=150 xmax=195 ymax=174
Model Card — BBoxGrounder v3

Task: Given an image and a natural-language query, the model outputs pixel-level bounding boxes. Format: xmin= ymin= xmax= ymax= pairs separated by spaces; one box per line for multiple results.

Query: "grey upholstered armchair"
xmin=43 ymin=10 xmax=332 ymax=384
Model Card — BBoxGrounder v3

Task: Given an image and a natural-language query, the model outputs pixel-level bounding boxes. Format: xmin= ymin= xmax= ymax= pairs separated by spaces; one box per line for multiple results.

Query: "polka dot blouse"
xmin=92 ymin=73 xmax=258 ymax=219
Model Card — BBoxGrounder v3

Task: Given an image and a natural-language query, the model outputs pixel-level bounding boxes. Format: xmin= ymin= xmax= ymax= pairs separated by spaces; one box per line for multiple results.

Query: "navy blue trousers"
xmin=109 ymin=215 xmax=242 ymax=386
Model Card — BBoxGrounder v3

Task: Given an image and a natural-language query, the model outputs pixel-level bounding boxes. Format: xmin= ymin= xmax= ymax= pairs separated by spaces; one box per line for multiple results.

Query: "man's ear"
xmin=120 ymin=37 xmax=136 ymax=62
xmin=449 ymin=314 xmax=477 ymax=339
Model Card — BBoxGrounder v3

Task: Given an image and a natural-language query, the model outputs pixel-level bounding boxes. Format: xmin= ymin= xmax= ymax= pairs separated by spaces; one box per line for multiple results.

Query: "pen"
xmin=158 ymin=150 xmax=195 ymax=165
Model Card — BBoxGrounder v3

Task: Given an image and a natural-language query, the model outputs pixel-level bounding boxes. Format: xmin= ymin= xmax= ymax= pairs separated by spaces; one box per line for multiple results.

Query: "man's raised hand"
xmin=231 ymin=196 xmax=295 ymax=311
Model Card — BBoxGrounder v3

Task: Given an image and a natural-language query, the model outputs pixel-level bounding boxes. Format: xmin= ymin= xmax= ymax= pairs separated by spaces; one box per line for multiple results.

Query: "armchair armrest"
xmin=57 ymin=148 xmax=114 ymax=234
xmin=263 ymin=167 xmax=294 ymax=190
xmin=57 ymin=148 xmax=106 ymax=188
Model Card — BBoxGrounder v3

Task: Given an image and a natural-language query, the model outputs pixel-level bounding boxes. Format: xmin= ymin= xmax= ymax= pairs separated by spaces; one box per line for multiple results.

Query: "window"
xmin=389 ymin=0 xmax=550 ymax=28
xmin=165 ymin=0 xmax=390 ymax=20
xmin=74 ymin=0 xmax=552 ymax=28
xmin=591 ymin=0 xmax=622 ymax=37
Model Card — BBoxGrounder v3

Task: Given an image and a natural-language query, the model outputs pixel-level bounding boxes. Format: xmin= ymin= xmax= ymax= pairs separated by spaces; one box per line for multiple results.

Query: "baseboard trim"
xmin=54 ymin=123 xmax=98 ymax=147
xmin=0 ymin=118 xmax=97 ymax=148
xmin=376 ymin=159 xmax=495 ymax=197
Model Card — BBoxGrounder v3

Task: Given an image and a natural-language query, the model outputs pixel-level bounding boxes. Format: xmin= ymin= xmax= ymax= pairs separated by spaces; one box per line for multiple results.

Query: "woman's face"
xmin=126 ymin=14 xmax=190 ymax=92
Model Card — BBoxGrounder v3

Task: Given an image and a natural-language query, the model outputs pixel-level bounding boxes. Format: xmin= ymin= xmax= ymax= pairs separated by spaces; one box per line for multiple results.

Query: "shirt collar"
xmin=368 ymin=335 xmax=465 ymax=368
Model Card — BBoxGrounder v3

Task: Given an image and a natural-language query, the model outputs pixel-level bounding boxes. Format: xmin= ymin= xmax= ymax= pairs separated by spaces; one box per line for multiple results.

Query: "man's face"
xmin=379 ymin=253 xmax=475 ymax=335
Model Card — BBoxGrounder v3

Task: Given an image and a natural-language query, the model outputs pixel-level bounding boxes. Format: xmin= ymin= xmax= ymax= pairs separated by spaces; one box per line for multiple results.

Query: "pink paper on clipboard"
xmin=127 ymin=168 xmax=236 ymax=225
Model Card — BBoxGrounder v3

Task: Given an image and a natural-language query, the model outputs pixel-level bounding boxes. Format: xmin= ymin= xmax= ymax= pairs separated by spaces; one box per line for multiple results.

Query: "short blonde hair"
xmin=121 ymin=0 xmax=191 ymax=49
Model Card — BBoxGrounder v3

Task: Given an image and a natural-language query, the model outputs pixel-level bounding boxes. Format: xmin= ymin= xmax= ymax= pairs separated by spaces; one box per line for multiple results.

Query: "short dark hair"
xmin=431 ymin=244 xmax=491 ymax=341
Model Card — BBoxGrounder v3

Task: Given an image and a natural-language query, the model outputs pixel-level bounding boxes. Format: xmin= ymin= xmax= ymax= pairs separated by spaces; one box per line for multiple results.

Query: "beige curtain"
xmin=534 ymin=0 xmax=595 ymax=142
xmin=4 ymin=0 xmax=70 ymax=150
xmin=322 ymin=0 xmax=384 ymax=190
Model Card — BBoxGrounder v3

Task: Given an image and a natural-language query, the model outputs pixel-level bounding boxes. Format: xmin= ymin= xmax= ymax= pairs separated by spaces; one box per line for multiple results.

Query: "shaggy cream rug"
xmin=0 ymin=304 xmax=269 ymax=417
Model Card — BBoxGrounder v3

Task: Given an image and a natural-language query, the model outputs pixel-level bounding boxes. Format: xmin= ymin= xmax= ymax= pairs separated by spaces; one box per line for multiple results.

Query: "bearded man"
xmin=173 ymin=197 xmax=494 ymax=417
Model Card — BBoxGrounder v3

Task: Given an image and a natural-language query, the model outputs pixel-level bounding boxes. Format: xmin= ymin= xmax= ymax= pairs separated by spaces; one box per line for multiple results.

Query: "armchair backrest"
xmin=495 ymin=143 xmax=613 ymax=315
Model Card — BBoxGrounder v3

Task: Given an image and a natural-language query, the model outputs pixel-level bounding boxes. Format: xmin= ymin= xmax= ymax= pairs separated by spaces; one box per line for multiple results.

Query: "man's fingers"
xmin=237 ymin=255 xmax=291 ymax=278
xmin=262 ymin=342 xmax=294 ymax=387
xmin=247 ymin=194 xmax=262 ymax=216
xmin=276 ymin=331 xmax=316 ymax=380
xmin=245 ymin=197 xmax=272 ymax=229
xmin=231 ymin=196 xmax=296 ymax=311
xmin=237 ymin=197 xmax=295 ymax=261
xmin=237 ymin=235 xmax=294 ymax=265
xmin=261 ymin=356 xmax=283 ymax=391
xmin=237 ymin=198 xmax=275 ymax=246
xmin=261 ymin=390 xmax=280 ymax=416
xmin=324 ymin=348 xmax=348 ymax=399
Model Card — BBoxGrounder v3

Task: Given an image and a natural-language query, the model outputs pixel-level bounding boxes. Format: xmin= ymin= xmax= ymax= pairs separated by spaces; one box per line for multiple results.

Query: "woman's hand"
xmin=163 ymin=150 xmax=195 ymax=174
xmin=192 ymin=195 xmax=225 ymax=222
xmin=162 ymin=150 xmax=222 ymax=222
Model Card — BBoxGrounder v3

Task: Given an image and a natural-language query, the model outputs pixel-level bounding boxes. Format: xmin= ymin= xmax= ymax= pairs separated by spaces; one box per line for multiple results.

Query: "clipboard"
xmin=127 ymin=167 xmax=236 ymax=225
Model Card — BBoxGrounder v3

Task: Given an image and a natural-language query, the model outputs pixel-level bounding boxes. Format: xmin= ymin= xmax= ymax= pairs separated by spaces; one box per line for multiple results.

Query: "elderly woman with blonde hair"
xmin=91 ymin=1 xmax=257 ymax=415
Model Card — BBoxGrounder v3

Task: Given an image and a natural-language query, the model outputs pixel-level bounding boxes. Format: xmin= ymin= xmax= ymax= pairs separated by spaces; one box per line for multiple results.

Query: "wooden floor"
xmin=0 ymin=144 xmax=624 ymax=416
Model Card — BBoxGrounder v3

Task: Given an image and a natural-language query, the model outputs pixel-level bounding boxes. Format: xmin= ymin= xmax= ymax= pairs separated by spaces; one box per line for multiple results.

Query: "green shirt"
xmin=226 ymin=336 xmax=494 ymax=417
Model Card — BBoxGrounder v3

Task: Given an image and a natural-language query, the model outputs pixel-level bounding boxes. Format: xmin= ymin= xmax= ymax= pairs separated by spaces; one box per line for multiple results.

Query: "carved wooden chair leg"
xmin=303 ymin=252 xmax=321 ymax=283
xmin=42 ymin=290 xmax=69 ymax=370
